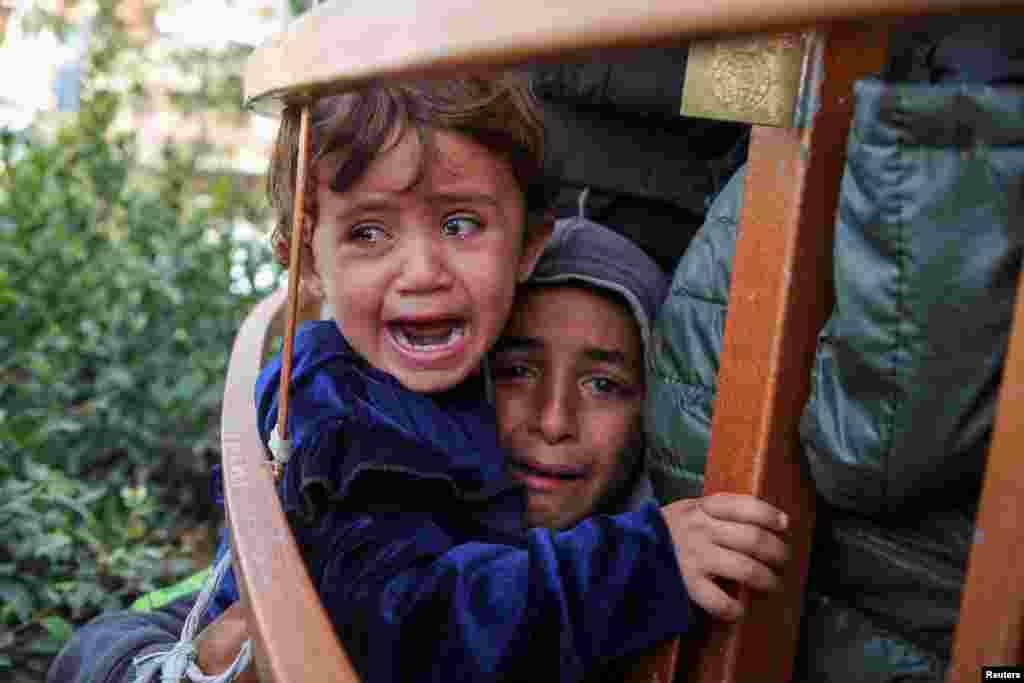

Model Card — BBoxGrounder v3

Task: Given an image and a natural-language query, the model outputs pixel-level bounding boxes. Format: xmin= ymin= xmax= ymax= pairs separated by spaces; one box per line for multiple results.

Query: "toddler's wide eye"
xmin=441 ymin=214 xmax=482 ymax=238
xmin=350 ymin=224 xmax=389 ymax=243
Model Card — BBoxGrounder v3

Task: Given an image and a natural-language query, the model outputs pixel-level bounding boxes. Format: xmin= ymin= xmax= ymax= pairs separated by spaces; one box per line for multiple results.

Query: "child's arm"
xmin=308 ymin=500 xmax=690 ymax=683
xmin=661 ymin=493 xmax=790 ymax=621
xmin=198 ymin=496 xmax=788 ymax=682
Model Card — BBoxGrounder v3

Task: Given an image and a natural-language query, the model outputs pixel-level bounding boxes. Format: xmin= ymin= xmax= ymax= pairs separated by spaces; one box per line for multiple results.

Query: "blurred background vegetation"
xmin=0 ymin=1 xmax=296 ymax=678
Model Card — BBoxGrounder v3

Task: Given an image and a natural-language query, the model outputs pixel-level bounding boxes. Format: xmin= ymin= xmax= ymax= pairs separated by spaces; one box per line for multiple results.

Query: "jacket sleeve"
xmin=798 ymin=77 xmax=1024 ymax=515
xmin=310 ymin=501 xmax=691 ymax=683
xmin=47 ymin=596 xmax=195 ymax=683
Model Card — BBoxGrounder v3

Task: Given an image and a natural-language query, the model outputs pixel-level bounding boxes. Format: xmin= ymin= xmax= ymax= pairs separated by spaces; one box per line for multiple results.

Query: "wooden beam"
xmin=242 ymin=0 xmax=1017 ymax=111
xmin=689 ymin=22 xmax=888 ymax=683
xmin=947 ymin=271 xmax=1024 ymax=681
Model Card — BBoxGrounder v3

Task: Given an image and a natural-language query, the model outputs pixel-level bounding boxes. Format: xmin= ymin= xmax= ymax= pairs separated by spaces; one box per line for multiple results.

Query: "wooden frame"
xmin=221 ymin=288 xmax=359 ymax=682
xmin=243 ymin=0 xmax=1009 ymax=112
xmin=222 ymin=1 xmax=1024 ymax=681
xmin=687 ymin=23 xmax=888 ymax=683
xmin=948 ymin=273 xmax=1024 ymax=681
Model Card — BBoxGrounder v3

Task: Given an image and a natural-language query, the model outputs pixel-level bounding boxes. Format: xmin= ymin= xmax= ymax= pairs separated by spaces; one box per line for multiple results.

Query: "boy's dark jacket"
xmin=50 ymin=321 xmax=691 ymax=683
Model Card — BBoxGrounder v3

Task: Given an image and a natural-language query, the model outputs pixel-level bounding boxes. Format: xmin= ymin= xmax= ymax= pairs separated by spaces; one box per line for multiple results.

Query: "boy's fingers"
xmin=697 ymin=546 xmax=782 ymax=592
xmin=699 ymin=493 xmax=789 ymax=532
xmin=709 ymin=519 xmax=790 ymax=567
xmin=687 ymin=577 xmax=744 ymax=622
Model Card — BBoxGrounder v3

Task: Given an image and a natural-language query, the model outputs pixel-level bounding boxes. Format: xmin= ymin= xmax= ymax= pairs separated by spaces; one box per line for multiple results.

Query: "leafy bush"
xmin=0 ymin=1 xmax=278 ymax=677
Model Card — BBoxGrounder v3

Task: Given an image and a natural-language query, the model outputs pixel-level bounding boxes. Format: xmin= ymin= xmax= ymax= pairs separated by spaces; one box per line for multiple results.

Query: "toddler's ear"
xmin=516 ymin=214 xmax=555 ymax=284
xmin=299 ymin=218 xmax=324 ymax=298
xmin=303 ymin=274 xmax=324 ymax=301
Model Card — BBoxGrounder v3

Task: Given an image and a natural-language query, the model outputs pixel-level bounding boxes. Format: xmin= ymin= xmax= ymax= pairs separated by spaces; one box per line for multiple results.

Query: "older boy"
xmin=494 ymin=215 xmax=779 ymax=619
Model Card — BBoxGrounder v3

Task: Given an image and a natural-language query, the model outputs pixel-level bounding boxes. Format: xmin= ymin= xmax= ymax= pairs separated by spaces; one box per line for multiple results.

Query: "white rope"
xmin=132 ymin=551 xmax=253 ymax=683
xmin=268 ymin=422 xmax=292 ymax=466
xmin=133 ymin=418 xmax=293 ymax=681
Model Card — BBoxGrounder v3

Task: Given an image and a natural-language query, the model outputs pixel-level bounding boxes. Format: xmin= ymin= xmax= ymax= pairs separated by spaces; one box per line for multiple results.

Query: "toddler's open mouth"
xmin=389 ymin=319 xmax=466 ymax=352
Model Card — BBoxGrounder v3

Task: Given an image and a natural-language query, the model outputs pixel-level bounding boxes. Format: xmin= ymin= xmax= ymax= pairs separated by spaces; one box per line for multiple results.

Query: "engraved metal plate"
xmin=681 ymin=33 xmax=808 ymax=127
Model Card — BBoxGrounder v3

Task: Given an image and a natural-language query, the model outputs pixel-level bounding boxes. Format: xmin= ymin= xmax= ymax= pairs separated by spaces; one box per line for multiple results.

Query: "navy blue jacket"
xmin=210 ymin=321 xmax=691 ymax=682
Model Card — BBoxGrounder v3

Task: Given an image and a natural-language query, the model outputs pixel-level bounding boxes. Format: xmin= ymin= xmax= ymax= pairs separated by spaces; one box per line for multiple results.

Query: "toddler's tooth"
xmin=393 ymin=321 xmax=465 ymax=351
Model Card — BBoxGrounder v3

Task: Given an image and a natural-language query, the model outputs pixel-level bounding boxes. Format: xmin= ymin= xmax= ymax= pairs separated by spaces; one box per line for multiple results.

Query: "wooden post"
xmin=222 ymin=289 xmax=360 ymax=683
xmin=688 ymin=22 xmax=888 ymax=683
xmin=947 ymin=271 xmax=1024 ymax=681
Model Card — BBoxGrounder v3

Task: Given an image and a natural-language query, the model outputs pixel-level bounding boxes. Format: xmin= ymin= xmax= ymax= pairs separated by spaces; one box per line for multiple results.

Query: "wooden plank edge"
xmin=947 ymin=271 xmax=1024 ymax=681
xmin=692 ymin=22 xmax=889 ymax=682
xmin=243 ymin=0 xmax=1019 ymax=111
xmin=221 ymin=288 xmax=360 ymax=682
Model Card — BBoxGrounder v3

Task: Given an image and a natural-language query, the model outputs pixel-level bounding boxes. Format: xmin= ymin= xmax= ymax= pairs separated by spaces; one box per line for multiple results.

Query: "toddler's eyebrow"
xmin=333 ymin=192 xmax=501 ymax=217
xmin=335 ymin=197 xmax=401 ymax=215
xmin=429 ymin=191 xmax=501 ymax=208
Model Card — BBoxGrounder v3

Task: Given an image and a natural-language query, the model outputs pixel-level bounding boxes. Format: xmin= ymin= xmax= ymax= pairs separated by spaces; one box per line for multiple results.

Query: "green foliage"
xmin=289 ymin=0 xmax=314 ymax=16
xmin=0 ymin=459 xmax=190 ymax=672
xmin=164 ymin=43 xmax=250 ymax=119
xmin=0 ymin=0 xmax=278 ymax=676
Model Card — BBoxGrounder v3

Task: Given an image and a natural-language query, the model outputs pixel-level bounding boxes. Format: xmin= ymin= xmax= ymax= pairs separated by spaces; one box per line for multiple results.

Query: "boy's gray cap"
xmin=528 ymin=216 xmax=669 ymax=355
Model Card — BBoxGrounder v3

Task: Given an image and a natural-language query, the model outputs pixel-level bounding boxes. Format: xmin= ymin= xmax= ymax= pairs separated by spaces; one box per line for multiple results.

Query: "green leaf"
xmin=43 ymin=418 xmax=84 ymax=436
xmin=34 ymin=532 xmax=72 ymax=559
xmin=42 ymin=615 xmax=74 ymax=643
xmin=0 ymin=580 xmax=35 ymax=623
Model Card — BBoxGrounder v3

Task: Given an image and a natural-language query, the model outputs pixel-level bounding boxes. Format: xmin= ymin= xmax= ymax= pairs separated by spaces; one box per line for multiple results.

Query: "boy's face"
xmin=308 ymin=128 xmax=550 ymax=393
xmin=492 ymin=285 xmax=645 ymax=530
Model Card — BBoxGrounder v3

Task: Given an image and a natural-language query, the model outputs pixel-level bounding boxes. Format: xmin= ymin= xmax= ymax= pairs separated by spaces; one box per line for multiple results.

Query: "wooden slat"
xmin=626 ymin=637 xmax=681 ymax=683
xmin=243 ymin=0 xmax=1017 ymax=111
xmin=275 ymin=106 xmax=313 ymax=483
xmin=684 ymin=22 xmax=889 ymax=683
xmin=221 ymin=288 xmax=359 ymax=683
xmin=947 ymin=272 xmax=1024 ymax=681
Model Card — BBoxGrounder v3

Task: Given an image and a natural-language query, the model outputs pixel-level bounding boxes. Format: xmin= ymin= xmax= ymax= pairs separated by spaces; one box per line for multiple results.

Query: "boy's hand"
xmin=660 ymin=493 xmax=790 ymax=621
xmin=196 ymin=602 xmax=258 ymax=683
